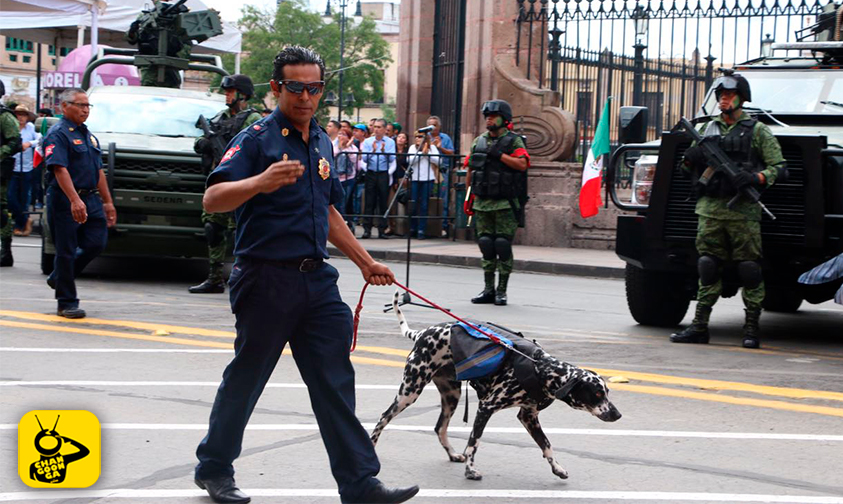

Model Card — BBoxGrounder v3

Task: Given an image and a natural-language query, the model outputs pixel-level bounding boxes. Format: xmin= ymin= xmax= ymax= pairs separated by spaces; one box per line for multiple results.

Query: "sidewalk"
xmin=329 ymin=235 xmax=625 ymax=279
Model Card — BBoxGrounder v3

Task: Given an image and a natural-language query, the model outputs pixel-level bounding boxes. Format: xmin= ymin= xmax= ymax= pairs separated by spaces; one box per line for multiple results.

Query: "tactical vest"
xmin=0 ymin=107 xmax=21 ymax=180
xmin=698 ymin=118 xmax=762 ymax=198
xmin=202 ymin=108 xmax=258 ymax=168
xmin=469 ymin=132 xmax=524 ymax=200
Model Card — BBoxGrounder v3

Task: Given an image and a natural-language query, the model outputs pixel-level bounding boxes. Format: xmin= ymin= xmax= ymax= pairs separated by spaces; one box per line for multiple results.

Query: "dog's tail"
xmin=393 ymin=289 xmax=423 ymax=341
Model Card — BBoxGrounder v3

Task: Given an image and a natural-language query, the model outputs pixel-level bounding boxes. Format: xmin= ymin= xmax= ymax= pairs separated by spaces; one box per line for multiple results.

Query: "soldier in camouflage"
xmin=671 ymin=72 xmax=786 ymax=349
xmin=189 ymin=75 xmax=262 ymax=294
xmin=464 ymin=100 xmax=530 ymax=306
xmin=1 ymin=80 xmax=22 ymax=267
xmin=125 ymin=0 xmax=193 ymax=88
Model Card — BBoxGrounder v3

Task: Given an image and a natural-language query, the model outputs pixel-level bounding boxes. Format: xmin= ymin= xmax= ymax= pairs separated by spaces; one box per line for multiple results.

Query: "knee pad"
xmin=477 ymin=235 xmax=495 ymax=261
xmin=697 ymin=255 xmax=721 ymax=286
xmin=204 ymin=222 xmax=225 ymax=248
xmin=737 ymin=261 xmax=763 ymax=289
xmin=494 ymin=237 xmax=512 ymax=262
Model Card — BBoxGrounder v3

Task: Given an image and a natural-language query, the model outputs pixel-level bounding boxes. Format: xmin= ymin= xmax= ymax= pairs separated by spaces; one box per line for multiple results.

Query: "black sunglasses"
xmin=280 ymin=80 xmax=325 ymax=95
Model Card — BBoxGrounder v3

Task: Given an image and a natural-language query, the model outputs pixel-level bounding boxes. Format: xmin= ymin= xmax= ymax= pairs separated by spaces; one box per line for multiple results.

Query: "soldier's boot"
xmin=471 ymin=272 xmax=496 ymax=304
xmin=742 ymin=308 xmax=762 ymax=349
xmin=188 ymin=262 xmax=226 ymax=294
xmin=670 ymin=304 xmax=711 ymax=344
xmin=0 ymin=237 xmax=13 ymax=267
xmin=495 ymin=273 xmax=509 ymax=306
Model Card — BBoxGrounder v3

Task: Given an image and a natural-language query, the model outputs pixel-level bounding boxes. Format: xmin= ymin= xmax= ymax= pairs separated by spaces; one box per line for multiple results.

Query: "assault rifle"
xmin=675 ymin=117 xmax=776 ymax=220
xmin=196 ymin=114 xmax=226 ymax=165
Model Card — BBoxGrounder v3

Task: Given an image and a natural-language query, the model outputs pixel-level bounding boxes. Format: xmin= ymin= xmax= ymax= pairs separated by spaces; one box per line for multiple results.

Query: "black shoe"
xmin=47 ymin=275 xmax=56 ymax=290
xmin=0 ymin=240 xmax=12 ymax=267
xmin=188 ymin=279 xmax=226 ymax=294
xmin=742 ymin=336 xmax=760 ymax=349
xmin=494 ymin=292 xmax=507 ymax=306
xmin=669 ymin=324 xmax=710 ymax=344
xmin=378 ymin=232 xmax=389 ymax=239
xmin=471 ymin=289 xmax=495 ymax=304
xmin=57 ymin=307 xmax=86 ymax=319
xmin=194 ymin=476 xmax=250 ymax=504
xmin=361 ymin=230 xmax=372 ymax=239
xmin=742 ymin=308 xmax=761 ymax=349
xmin=348 ymin=482 xmax=419 ymax=504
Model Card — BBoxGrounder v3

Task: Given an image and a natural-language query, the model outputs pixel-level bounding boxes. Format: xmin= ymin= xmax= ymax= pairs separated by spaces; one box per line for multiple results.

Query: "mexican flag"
xmin=579 ymin=99 xmax=611 ymax=218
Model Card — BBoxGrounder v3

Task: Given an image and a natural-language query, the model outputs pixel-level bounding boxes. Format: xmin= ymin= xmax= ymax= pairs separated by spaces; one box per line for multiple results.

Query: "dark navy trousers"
xmin=46 ymin=186 xmax=107 ymax=309
xmin=195 ymin=259 xmax=381 ymax=502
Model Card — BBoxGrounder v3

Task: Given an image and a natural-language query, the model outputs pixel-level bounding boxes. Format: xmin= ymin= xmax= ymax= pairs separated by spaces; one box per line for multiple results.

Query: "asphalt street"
xmin=1 ymin=236 xmax=842 ymax=504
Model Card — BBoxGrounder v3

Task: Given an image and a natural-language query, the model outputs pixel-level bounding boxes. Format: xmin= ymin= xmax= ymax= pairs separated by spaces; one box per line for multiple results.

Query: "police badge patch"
xmin=318 ymin=157 xmax=331 ymax=180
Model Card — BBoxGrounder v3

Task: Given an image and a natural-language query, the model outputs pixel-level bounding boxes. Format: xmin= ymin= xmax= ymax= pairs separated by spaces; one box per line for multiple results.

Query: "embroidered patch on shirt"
xmin=72 ymin=139 xmax=83 ymax=145
xmin=253 ymin=124 xmax=261 ymax=130
xmin=282 ymin=128 xmax=289 ymax=137
xmin=318 ymin=157 xmax=331 ymax=180
xmin=45 ymin=145 xmax=55 ymax=157
xmin=221 ymin=144 xmax=240 ymax=164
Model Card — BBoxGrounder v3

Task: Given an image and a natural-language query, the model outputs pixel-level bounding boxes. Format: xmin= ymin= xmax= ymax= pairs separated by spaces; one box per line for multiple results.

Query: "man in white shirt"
xmin=360 ymin=119 xmax=396 ymax=239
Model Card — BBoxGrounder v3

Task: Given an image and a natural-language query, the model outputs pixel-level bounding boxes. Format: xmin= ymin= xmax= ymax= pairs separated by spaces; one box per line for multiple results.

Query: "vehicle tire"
xmin=41 ymin=234 xmax=54 ymax=276
xmin=625 ymin=264 xmax=692 ymax=326
xmin=762 ymin=289 xmax=802 ymax=313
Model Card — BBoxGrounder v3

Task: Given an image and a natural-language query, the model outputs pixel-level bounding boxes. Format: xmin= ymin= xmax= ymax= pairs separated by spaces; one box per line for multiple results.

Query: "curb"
xmin=327 ymin=246 xmax=625 ymax=279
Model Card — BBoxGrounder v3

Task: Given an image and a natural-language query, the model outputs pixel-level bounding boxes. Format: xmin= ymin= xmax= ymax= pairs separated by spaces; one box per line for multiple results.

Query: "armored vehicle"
xmin=41 ymin=1 xmax=230 ymax=274
xmin=608 ymin=40 xmax=843 ymax=326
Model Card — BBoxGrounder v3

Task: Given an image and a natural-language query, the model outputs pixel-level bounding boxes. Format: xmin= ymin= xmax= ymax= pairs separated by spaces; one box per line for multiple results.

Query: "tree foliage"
xmin=235 ymin=0 xmax=392 ymax=122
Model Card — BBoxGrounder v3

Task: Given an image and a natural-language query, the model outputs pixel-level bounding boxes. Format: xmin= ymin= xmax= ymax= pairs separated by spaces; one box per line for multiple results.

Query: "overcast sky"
xmin=202 ymin=0 xmax=326 ymax=23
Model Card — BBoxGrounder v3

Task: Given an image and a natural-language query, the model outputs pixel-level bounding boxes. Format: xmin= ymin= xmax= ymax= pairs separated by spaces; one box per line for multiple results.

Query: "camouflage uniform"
xmin=685 ymin=111 xmax=785 ymax=311
xmin=196 ymin=108 xmax=261 ymax=286
xmin=0 ymin=107 xmax=21 ymax=266
xmin=468 ymin=131 xmax=529 ymax=300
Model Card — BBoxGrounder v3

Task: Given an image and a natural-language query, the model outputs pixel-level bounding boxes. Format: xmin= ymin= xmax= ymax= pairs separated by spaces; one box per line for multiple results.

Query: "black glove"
xmin=194 ymin=137 xmax=211 ymax=155
xmin=682 ymin=145 xmax=706 ymax=169
xmin=732 ymin=170 xmax=760 ymax=189
xmin=487 ymin=142 xmax=503 ymax=161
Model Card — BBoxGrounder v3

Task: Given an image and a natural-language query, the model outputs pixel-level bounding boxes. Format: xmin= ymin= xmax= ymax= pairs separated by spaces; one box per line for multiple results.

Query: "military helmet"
xmin=221 ymin=74 xmax=254 ymax=99
xmin=481 ymin=99 xmax=513 ymax=122
xmin=712 ymin=73 xmax=751 ymax=103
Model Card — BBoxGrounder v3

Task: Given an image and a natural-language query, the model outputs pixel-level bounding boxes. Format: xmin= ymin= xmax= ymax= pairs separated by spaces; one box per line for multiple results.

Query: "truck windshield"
xmin=700 ymin=70 xmax=843 ymax=115
xmin=86 ymin=93 xmax=225 ymax=137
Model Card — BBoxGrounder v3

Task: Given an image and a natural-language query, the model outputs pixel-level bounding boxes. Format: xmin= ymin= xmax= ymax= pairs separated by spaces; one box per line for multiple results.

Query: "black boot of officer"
xmin=670 ymin=304 xmax=712 ymax=344
xmin=742 ymin=308 xmax=761 ymax=348
xmin=188 ymin=264 xmax=226 ymax=294
xmin=471 ymin=272 xmax=496 ymax=304
xmin=0 ymin=237 xmax=12 ymax=267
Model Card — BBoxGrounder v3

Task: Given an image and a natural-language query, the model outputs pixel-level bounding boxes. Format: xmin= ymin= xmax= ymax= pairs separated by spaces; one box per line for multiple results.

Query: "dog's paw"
xmin=449 ymin=453 xmax=466 ymax=463
xmin=464 ymin=467 xmax=483 ymax=480
xmin=551 ymin=465 xmax=569 ymax=479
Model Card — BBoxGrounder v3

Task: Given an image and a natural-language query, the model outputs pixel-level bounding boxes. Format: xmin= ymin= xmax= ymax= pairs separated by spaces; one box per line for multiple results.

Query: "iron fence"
xmin=516 ymin=0 xmax=828 ymax=157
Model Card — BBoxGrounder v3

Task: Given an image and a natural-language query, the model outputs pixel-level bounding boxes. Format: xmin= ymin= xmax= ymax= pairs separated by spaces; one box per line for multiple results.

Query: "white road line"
xmin=0 ymin=347 xmax=232 ymax=353
xmin=0 ymin=423 xmax=839 ymax=441
xmin=0 ymin=489 xmax=841 ymax=502
xmin=0 ymin=381 xmax=391 ymax=389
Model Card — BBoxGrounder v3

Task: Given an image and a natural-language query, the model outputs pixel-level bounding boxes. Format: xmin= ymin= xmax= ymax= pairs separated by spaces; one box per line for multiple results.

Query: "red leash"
xmin=352 ymin=280 xmax=516 ymax=354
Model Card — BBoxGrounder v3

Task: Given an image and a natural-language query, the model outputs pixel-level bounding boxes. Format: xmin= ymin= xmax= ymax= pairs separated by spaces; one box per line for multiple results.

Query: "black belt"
xmin=248 ymin=257 xmax=324 ymax=272
xmin=77 ymin=188 xmax=99 ymax=197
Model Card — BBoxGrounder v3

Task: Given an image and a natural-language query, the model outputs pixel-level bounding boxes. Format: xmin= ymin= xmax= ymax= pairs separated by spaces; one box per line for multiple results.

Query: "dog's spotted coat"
xmin=370 ymin=291 xmax=622 ymax=480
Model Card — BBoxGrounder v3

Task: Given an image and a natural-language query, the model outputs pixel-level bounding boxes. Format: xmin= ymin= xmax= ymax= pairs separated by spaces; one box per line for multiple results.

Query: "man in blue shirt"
xmin=427 ymin=116 xmax=454 ymax=238
xmin=194 ymin=46 xmax=419 ymax=504
xmin=42 ymin=88 xmax=117 ymax=319
xmin=360 ymin=119 xmax=396 ymax=239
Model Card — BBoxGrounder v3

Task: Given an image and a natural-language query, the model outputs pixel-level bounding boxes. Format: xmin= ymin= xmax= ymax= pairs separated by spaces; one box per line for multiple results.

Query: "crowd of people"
xmin=322 ymin=115 xmax=455 ymax=240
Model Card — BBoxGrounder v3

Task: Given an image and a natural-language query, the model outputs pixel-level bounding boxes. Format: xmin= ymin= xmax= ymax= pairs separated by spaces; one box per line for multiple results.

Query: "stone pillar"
xmin=396 ymin=0 xmax=435 ymax=133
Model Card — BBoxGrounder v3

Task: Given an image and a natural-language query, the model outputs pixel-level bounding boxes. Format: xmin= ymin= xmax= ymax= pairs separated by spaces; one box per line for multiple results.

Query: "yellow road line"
xmin=590 ymin=367 xmax=843 ymax=403
xmin=0 ymin=310 xmax=235 ymax=338
xmin=0 ymin=320 xmax=232 ymax=349
xmin=612 ymin=384 xmax=843 ymax=418
xmin=4 ymin=312 xmax=841 ymax=405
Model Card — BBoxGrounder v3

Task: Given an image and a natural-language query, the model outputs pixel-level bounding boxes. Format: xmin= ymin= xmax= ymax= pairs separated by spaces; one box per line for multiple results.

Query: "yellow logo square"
xmin=18 ymin=410 xmax=101 ymax=488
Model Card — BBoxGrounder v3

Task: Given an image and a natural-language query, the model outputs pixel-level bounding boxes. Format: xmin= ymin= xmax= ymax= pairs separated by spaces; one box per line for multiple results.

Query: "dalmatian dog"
xmin=370 ymin=290 xmax=622 ymax=481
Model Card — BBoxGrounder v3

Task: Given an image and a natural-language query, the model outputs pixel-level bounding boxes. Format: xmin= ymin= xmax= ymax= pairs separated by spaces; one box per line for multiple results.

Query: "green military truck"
xmin=41 ymin=3 xmax=230 ymax=274
xmin=607 ymin=40 xmax=843 ymax=326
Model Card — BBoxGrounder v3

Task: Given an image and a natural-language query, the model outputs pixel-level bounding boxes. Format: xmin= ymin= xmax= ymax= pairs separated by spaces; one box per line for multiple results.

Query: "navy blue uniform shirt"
xmin=207 ymin=108 xmax=344 ymax=261
xmin=43 ymin=118 xmax=102 ymax=190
